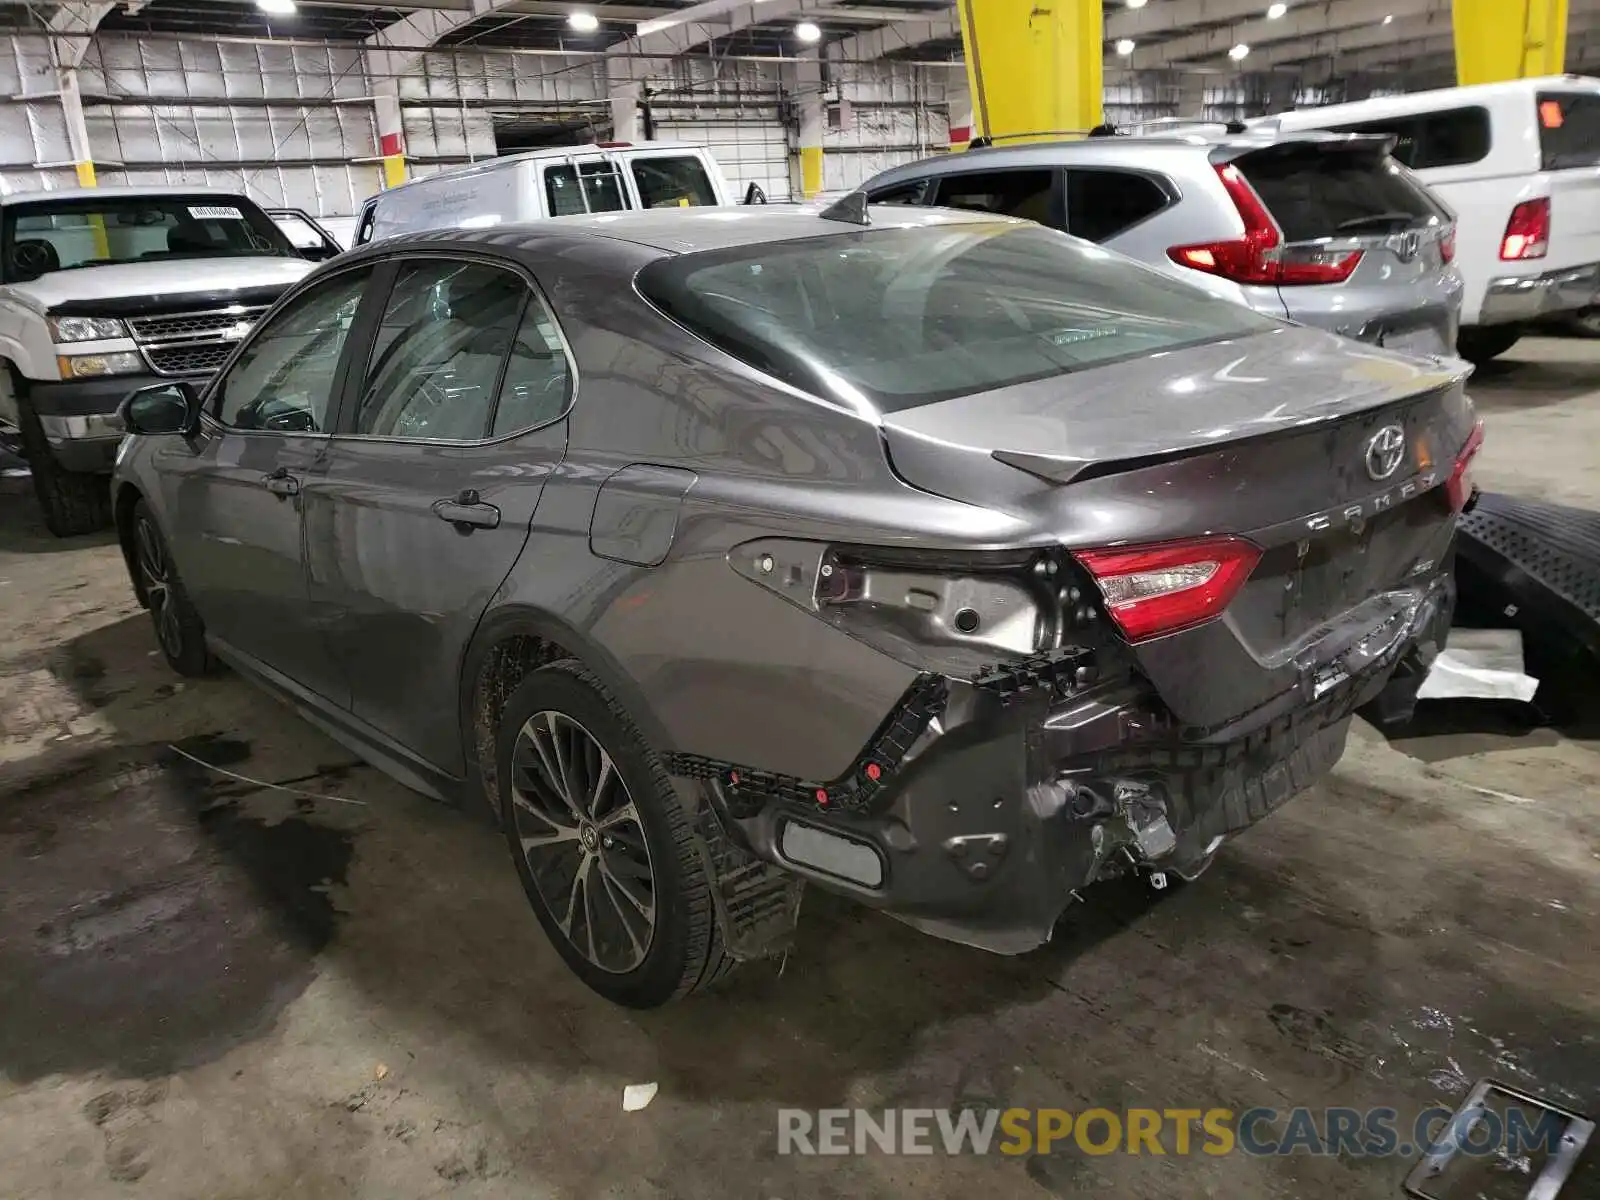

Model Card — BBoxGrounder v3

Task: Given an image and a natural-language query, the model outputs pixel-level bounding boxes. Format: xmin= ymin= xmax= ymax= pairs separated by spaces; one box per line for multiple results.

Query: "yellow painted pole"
xmin=1454 ymin=0 xmax=1568 ymax=85
xmin=958 ymin=0 xmax=1103 ymax=144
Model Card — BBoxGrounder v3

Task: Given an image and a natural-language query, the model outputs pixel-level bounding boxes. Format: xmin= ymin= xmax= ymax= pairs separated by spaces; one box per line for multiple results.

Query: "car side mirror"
xmin=743 ymin=181 xmax=767 ymax=205
xmin=119 ymin=381 xmax=200 ymax=437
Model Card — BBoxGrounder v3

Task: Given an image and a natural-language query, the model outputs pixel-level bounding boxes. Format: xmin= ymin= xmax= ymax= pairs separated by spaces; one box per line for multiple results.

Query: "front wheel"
xmin=131 ymin=500 xmax=213 ymax=677
xmin=18 ymin=403 xmax=109 ymax=537
xmin=497 ymin=660 xmax=734 ymax=1007
xmin=1456 ymin=326 xmax=1522 ymax=365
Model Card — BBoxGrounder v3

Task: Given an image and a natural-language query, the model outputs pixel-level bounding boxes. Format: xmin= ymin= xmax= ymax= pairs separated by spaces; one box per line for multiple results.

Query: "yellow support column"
xmin=1454 ymin=0 xmax=1568 ymax=85
xmin=958 ymin=0 xmax=1102 ymax=144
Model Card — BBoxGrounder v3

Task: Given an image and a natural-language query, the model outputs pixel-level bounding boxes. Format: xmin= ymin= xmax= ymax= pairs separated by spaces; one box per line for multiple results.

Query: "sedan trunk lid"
xmin=879 ymin=324 xmax=1478 ymax=729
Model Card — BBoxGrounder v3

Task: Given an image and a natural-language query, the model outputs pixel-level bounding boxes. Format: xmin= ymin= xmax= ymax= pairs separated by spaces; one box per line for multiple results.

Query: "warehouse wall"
xmin=0 ymin=30 xmax=1376 ymax=218
xmin=0 ymin=32 xmax=957 ymax=215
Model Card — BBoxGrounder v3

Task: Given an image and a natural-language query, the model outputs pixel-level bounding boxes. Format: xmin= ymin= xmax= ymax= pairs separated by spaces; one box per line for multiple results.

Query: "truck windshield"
xmin=637 ymin=220 xmax=1280 ymax=412
xmin=1 ymin=194 xmax=294 ymax=282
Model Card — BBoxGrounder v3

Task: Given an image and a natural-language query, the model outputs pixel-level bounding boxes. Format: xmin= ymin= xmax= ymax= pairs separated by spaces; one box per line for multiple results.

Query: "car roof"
xmin=0 ymin=185 xmax=245 ymax=207
xmin=863 ymin=126 xmax=1378 ymax=187
xmin=1261 ymin=73 xmax=1600 ymax=126
xmin=488 ymin=204 xmax=1004 ymax=254
xmin=376 ymin=140 xmax=710 ymax=197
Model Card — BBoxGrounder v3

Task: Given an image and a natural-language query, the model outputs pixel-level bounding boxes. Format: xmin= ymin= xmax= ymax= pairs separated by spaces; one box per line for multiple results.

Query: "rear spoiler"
xmin=1208 ymin=131 xmax=1399 ymax=165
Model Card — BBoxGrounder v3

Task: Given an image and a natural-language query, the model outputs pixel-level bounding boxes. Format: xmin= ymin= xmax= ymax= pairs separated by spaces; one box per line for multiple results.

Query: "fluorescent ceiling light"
xmin=256 ymin=0 xmax=296 ymax=13
xmin=795 ymin=20 xmax=821 ymax=42
xmin=1116 ymin=38 xmax=1136 ymax=55
xmin=568 ymin=9 xmax=599 ymax=31
xmin=1229 ymin=42 xmax=1250 ymax=59
xmin=1267 ymin=2 xmax=1287 ymax=17
xmin=1383 ymin=12 xmax=1394 ymax=21
xmin=1126 ymin=0 xmax=1148 ymax=8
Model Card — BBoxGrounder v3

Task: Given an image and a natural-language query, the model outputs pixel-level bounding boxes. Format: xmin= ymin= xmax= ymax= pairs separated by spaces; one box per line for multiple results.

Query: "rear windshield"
xmin=1537 ymin=91 xmax=1600 ymax=169
xmin=637 ymin=222 xmax=1280 ymax=413
xmin=1235 ymin=145 xmax=1447 ymax=241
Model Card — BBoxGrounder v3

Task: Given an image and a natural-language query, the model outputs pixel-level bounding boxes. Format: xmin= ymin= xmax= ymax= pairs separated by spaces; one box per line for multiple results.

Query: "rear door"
xmin=1535 ymin=88 xmax=1600 ymax=273
xmin=303 ymin=253 xmax=573 ymax=776
xmin=1231 ymin=140 xmax=1460 ymax=355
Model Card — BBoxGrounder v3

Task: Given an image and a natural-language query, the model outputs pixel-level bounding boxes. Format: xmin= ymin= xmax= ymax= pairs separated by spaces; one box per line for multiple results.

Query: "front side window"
xmin=213 ymin=267 xmax=372 ymax=433
xmin=631 ymin=156 xmax=718 ymax=209
xmin=866 ymin=179 xmax=932 ymax=206
xmin=1537 ymin=91 xmax=1600 ymax=169
xmin=932 ymin=169 xmax=1060 ymax=227
xmin=544 ymin=162 xmax=629 ymax=217
xmin=638 ymin=222 xmax=1279 ymax=413
xmin=352 ymin=259 xmax=527 ymax=441
xmin=1066 ymin=169 xmax=1171 ymax=242
xmin=4 ymin=194 xmax=294 ymax=282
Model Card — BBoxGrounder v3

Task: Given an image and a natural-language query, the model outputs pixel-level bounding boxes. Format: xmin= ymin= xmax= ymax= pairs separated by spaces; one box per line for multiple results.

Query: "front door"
xmin=303 ymin=255 xmax=572 ymax=776
xmin=162 ymin=264 xmax=374 ymax=698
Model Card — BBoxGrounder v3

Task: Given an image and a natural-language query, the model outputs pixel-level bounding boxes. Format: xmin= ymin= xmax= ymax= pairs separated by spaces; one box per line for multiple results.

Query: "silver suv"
xmin=863 ymin=126 xmax=1465 ymax=358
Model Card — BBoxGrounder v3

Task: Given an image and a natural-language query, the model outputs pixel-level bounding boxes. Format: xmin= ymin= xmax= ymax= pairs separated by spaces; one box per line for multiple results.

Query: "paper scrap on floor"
xmin=1417 ymin=628 xmax=1539 ymax=703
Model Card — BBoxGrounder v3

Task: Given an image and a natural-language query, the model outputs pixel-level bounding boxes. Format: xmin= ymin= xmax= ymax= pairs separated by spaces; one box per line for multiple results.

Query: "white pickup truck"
xmin=0 ymin=186 xmax=312 ymax=535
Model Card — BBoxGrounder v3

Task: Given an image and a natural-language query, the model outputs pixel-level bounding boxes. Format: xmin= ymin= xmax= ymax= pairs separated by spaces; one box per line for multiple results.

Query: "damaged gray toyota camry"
xmin=110 ymin=202 xmax=1483 ymax=1007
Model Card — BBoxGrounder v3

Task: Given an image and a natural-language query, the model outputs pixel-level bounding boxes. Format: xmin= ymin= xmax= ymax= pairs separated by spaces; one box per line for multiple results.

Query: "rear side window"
xmin=1235 ymin=145 xmax=1445 ymax=241
xmin=932 ymin=169 xmax=1060 ymax=228
xmin=631 ymin=156 xmax=717 ymax=208
xmin=1066 ymin=169 xmax=1170 ymax=242
xmin=1329 ymin=107 xmax=1490 ymax=169
xmin=1537 ymin=92 xmax=1600 ymax=169
xmin=354 ymin=260 xmax=526 ymax=441
xmin=544 ymin=162 xmax=628 ymax=217
xmin=637 ymin=223 xmax=1279 ymax=413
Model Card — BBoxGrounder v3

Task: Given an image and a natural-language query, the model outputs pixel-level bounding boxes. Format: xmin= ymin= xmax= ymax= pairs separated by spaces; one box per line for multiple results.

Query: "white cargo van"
xmin=1265 ymin=75 xmax=1600 ymax=362
xmin=351 ymin=142 xmax=740 ymax=247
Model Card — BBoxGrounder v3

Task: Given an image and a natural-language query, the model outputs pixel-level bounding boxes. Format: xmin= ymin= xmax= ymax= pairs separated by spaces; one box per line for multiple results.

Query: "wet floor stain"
xmin=0 ymin=735 xmax=356 ymax=1082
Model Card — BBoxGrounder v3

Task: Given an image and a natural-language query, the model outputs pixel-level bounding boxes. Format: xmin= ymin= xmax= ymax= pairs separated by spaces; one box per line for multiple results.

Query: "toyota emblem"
xmin=1365 ymin=425 xmax=1406 ymax=481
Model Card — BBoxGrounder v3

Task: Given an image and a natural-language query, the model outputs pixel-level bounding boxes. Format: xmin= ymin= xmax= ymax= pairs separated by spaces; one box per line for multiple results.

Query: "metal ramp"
xmin=1456 ymin=492 xmax=1600 ymax=717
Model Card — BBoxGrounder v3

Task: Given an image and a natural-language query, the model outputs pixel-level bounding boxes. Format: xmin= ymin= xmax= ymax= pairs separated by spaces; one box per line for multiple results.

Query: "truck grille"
xmin=144 ymin=342 xmax=238 ymax=376
xmin=127 ymin=305 xmax=269 ymax=377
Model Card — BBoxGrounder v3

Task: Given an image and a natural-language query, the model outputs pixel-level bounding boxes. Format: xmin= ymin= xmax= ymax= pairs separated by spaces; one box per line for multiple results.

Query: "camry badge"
xmin=1365 ymin=425 xmax=1407 ymax=481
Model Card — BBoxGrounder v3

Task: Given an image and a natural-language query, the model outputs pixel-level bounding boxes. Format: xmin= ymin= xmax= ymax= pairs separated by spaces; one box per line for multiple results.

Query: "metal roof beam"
xmin=828 ymin=12 xmax=959 ymax=61
xmin=1128 ymin=0 xmax=1446 ymax=67
xmin=48 ymin=1 xmax=118 ymax=69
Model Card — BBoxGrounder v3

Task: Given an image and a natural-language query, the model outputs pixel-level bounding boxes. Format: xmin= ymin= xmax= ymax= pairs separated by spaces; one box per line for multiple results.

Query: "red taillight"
xmin=1440 ymin=226 xmax=1456 ymax=263
xmin=1073 ymin=536 xmax=1261 ymax=643
xmin=1168 ymin=164 xmax=1363 ymax=286
xmin=1500 ymin=198 xmax=1550 ymax=260
xmin=1445 ymin=420 xmax=1485 ymax=513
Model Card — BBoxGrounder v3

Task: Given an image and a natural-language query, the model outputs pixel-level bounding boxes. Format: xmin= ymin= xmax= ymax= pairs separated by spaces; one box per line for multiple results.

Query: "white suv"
xmin=1267 ymin=75 xmax=1600 ymax=363
xmin=0 ymin=186 xmax=312 ymax=535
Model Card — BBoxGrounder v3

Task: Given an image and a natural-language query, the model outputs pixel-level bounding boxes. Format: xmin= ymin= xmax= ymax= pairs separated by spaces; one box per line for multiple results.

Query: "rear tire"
xmin=18 ymin=402 xmax=109 ymax=537
xmin=1456 ymin=326 xmax=1522 ymax=365
xmin=497 ymin=659 xmax=733 ymax=1008
xmin=130 ymin=499 xmax=213 ymax=677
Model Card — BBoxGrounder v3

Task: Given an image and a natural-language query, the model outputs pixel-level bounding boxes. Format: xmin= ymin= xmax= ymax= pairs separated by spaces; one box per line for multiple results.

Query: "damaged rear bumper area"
xmin=680 ymin=572 xmax=1454 ymax=956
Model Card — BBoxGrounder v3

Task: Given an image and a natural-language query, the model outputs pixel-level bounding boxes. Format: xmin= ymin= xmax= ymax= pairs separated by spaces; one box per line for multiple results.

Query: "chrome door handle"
xmin=263 ymin=469 xmax=300 ymax=498
xmin=433 ymin=489 xmax=500 ymax=530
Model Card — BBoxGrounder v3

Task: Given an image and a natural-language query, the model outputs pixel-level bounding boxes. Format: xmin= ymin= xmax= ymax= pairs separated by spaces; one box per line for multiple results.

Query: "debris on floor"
xmin=1418 ymin=629 xmax=1540 ymax=704
xmin=622 ymin=1083 xmax=658 ymax=1112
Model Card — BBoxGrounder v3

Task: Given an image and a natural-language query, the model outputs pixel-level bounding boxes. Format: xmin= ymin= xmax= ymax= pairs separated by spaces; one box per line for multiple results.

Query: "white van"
xmin=1265 ymin=75 xmax=1600 ymax=362
xmin=352 ymin=142 xmax=741 ymax=247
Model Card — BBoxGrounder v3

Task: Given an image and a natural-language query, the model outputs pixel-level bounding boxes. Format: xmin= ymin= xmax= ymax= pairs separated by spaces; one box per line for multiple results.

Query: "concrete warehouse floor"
xmin=2 ymin=339 xmax=1598 ymax=1200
